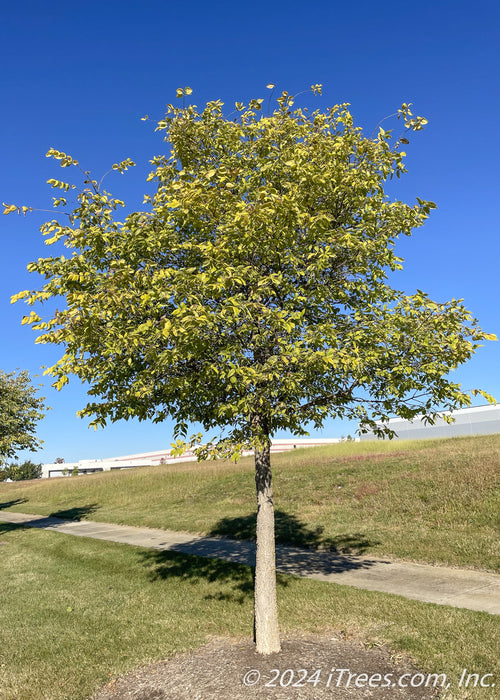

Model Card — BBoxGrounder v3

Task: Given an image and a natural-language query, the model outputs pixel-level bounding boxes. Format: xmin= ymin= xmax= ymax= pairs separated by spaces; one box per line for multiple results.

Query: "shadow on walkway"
xmin=0 ymin=507 xmax=383 ymax=598
xmin=0 ymin=503 xmax=100 ymax=530
xmin=139 ymin=511 xmax=382 ymax=595
xmin=208 ymin=510 xmax=378 ymax=555
xmin=1 ymin=510 xmax=498 ymax=614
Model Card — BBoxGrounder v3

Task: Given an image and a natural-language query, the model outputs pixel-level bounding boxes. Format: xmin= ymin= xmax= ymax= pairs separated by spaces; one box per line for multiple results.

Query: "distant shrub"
xmin=1 ymin=460 xmax=42 ymax=481
xmin=60 ymin=466 xmax=81 ymax=476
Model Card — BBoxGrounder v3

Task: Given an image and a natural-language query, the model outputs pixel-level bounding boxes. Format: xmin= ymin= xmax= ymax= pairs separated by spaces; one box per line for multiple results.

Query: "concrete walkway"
xmin=2 ymin=511 xmax=499 ymax=615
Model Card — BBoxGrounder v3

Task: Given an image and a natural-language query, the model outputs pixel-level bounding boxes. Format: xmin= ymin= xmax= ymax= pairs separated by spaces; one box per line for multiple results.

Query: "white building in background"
xmin=359 ymin=404 xmax=500 ymax=441
xmin=39 ymin=405 xmax=500 ymax=476
xmin=41 ymin=437 xmax=343 ymax=478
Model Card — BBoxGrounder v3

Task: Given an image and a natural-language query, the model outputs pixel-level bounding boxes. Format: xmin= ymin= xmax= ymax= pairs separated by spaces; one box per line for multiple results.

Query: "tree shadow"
xmin=0 ymin=499 xmax=100 ymax=522
xmin=48 ymin=503 xmax=100 ymax=521
xmin=0 ymin=503 xmax=100 ymax=532
xmin=0 ymin=522 xmax=24 ymax=536
xmin=208 ymin=510 xmax=378 ymax=555
xmin=139 ymin=549 xmax=262 ymax=605
xmin=140 ymin=550 xmax=262 ymax=605
xmin=139 ymin=510 xmax=384 ymax=602
xmin=0 ymin=498 xmax=28 ymax=510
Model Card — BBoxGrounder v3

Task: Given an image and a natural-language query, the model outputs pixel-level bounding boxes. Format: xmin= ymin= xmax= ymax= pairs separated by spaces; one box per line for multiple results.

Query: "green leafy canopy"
xmin=0 ymin=370 xmax=46 ymax=464
xmin=10 ymin=86 xmax=496 ymax=454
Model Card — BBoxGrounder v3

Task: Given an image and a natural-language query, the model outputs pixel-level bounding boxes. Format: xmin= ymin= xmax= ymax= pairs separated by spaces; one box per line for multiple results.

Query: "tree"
xmin=1 ymin=460 xmax=42 ymax=481
xmin=10 ymin=86 xmax=496 ymax=654
xmin=0 ymin=370 xmax=46 ymax=466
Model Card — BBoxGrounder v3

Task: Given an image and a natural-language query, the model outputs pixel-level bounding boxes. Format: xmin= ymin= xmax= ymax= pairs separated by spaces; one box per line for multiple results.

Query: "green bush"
xmin=1 ymin=460 xmax=42 ymax=481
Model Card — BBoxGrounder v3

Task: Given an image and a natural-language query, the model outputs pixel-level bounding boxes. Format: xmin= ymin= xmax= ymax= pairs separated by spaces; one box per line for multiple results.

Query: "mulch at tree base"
xmin=91 ymin=633 xmax=442 ymax=699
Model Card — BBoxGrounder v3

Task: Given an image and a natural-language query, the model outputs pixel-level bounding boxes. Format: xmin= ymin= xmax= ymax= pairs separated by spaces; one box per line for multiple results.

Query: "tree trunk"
xmin=254 ymin=439 xmax=281 ymax=654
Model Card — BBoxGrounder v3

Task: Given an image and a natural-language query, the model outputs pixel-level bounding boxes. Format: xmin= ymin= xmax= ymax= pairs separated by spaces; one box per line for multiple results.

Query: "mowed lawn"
xmin=1 ymin=434 xmax=499 ymax=571
xmin=0 ymin=523 xmax=498 ymax=700
xmin=0 ymin=434 xmax=499 ymax=698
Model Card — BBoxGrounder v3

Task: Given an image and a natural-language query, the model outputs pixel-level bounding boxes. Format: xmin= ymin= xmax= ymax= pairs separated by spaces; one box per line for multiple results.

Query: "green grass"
xmin=0 ymin=523 xmax=498 ymax=700
xmin=2 ymin=434 xmax=499 ymax=571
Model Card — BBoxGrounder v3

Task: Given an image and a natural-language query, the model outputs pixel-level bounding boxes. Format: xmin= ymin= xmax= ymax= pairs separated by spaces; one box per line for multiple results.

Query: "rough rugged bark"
xmin=254 ymin=439 xmax=281 ymax=654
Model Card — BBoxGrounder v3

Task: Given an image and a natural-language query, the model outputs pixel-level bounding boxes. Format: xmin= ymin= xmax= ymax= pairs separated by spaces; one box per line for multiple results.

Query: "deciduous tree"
xmin=1 ymin=459 xmax=42 ymax=481
xmin=10 ymin=86 xmax=496 ymax=653
xmin=0 ymin=370 xmax=46 ymax=465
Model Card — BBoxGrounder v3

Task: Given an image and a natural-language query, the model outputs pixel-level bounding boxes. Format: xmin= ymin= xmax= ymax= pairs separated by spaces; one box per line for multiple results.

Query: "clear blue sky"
xmin=1 ymin=0 xmax=499 ymax=464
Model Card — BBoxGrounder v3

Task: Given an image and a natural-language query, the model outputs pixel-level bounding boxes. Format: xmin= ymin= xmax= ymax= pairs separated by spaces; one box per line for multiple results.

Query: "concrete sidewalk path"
xmin=2 ymin=511 xmax=499 ymax=615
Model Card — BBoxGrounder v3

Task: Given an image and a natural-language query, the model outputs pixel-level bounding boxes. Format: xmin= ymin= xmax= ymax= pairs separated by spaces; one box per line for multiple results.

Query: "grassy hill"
xmin=2 ymin=433 xmax=499 ymax=571
xmin=1 ymin=434 xmax=499 ymax=698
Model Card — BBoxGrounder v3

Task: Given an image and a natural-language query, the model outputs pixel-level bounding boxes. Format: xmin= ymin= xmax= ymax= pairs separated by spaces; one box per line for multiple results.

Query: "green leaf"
xmin=13 ymin=87 xmax=492 ymax=467
xmin=0 ymin=370 xmax=46 ymax=463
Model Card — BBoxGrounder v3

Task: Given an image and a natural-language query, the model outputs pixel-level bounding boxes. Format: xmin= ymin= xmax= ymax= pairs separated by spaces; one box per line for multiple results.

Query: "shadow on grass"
xmin=0 ymin=522 xmax=24 ymax=536
xmin=0 ymin=503 xmax=100 ymax=531
xmin=139 ymin=511 xmax=383 ymax=602
xmin=49 ymin=504 xmax=100 ymax=521
xmin=208 ymin=510 xmax=378 ymax=555
xmin=139 ymin=548 xmax=261 ymax=604
xmin=0 ymin=498 xmax=28 ymax=510
xmin=0 ymin=498 xmax=99 ymax=522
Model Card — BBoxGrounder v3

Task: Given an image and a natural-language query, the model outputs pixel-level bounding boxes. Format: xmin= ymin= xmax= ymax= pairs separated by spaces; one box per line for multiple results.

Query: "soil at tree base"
xmin=91 ymin=633 xmax=441 ymax=699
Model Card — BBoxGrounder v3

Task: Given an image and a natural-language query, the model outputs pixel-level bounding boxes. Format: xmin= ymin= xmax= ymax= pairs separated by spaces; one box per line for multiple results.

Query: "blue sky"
xmin=1 ymin=0 xmax=499 ymax=464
